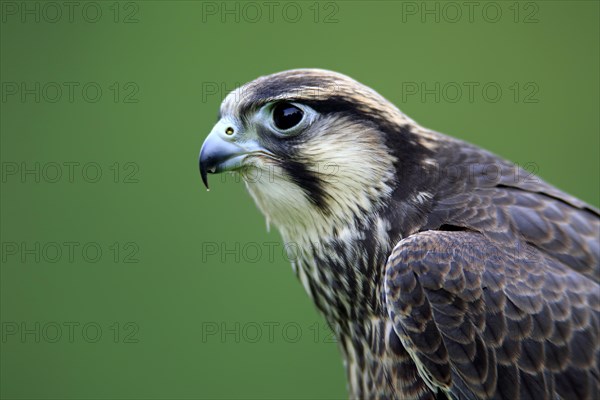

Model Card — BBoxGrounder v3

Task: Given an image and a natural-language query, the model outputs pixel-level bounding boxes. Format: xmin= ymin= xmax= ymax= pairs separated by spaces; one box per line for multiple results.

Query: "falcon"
xmin=198 ymin=69 xmax=600 ymax=399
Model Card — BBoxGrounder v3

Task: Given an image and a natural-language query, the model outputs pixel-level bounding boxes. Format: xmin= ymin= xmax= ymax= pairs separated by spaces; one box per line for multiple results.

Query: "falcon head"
xmin=199 ymin=69 xmax=437 ymax=240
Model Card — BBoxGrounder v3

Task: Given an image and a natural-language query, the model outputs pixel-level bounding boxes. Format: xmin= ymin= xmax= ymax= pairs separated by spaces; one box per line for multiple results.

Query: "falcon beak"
xmin=199 ymin=120 xmax=262 ymax=190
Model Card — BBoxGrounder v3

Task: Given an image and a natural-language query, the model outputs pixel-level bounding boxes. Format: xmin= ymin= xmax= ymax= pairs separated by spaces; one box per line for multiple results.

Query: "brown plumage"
xmin=199 ymin=69 xmax=600 ymax=399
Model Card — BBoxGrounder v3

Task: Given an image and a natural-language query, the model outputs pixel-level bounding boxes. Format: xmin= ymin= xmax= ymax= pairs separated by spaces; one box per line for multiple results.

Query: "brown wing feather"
xmin=384 ymin=230 xmax=600 ymax=399
xmin=424 ymin=140 xmax=600 ymax=283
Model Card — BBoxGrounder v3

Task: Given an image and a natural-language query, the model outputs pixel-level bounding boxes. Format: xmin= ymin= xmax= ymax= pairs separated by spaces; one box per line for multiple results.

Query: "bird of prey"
xmin=199 ymin=69 xmax=600 ymax=399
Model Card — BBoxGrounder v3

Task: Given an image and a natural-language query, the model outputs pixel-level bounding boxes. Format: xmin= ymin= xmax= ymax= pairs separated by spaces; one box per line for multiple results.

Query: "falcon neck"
xmin=282 ymin=213 xmax=400 ymax=330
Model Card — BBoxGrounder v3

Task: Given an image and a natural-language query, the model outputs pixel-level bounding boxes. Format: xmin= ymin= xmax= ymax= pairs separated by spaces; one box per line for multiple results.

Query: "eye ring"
xmin=272 ymin=102 xmax=304 ymax=131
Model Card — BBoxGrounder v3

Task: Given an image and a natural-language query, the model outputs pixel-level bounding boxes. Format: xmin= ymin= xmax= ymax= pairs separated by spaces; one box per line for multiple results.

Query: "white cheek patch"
xmin=244 ymin=168 xmax=316 ymax=235
xmin=241 ymin=117 xmax=397 ymax=246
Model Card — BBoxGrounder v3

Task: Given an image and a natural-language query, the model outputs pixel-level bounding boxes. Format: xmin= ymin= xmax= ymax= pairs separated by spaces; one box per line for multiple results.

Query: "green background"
xmin=1 ymin=1 xmax=598 ymax=399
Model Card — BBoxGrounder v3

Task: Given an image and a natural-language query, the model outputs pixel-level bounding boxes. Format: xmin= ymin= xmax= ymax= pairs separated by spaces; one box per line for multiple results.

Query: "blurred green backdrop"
xmin=1 ymin=1 xmax=598 ymax=399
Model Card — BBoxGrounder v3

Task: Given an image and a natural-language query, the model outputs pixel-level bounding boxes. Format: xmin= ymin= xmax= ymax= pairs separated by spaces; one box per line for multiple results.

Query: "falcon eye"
xmin=272 ymin=102 xmax=304 ymax=131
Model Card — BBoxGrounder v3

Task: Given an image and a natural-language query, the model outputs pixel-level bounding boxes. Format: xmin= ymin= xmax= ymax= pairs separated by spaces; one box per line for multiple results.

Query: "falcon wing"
xmin=422 ymin=140 xmax=600 ymax=283
xmin=384 ymin=230 xmax=600 ymax=399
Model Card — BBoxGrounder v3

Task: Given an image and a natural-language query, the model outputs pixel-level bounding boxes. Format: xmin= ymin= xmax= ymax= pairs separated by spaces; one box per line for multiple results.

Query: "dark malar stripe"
xmin=280 ymin=158 xmax=330 ymax=212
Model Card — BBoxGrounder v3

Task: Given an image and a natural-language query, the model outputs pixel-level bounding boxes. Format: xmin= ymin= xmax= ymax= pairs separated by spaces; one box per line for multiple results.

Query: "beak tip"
xmin=201 ymin=174 xmax=210 ymax=191
xmin=200 ymin=160 xmax=210 ymax=190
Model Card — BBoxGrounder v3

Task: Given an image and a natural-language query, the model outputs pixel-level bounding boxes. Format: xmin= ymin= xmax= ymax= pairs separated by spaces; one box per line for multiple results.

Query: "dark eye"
xmin=272 ymin=102 xmax=304 ymax=131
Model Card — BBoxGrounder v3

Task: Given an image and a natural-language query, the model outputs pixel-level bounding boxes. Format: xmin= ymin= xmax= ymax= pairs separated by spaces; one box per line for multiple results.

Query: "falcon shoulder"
xmin=421 ymin=139 xmax=600 ymax=283
xmin=384 ymin=230 xmax=600 ymax=400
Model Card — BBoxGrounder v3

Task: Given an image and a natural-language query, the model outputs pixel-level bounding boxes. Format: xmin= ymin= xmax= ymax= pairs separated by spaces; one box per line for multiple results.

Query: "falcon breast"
xmin=199 ymin=69 xmax=600 ymax=400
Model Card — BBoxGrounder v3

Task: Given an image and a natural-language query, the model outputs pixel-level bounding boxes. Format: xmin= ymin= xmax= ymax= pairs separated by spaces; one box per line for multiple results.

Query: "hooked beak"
xmin=199 ymin=121 xmax=264 ymax=190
